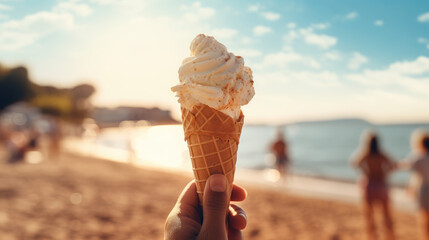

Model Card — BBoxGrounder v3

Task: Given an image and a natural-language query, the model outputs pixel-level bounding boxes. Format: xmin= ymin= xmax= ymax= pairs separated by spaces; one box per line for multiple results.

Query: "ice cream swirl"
xmin=172 ymin=34 xmax=255 ymax=120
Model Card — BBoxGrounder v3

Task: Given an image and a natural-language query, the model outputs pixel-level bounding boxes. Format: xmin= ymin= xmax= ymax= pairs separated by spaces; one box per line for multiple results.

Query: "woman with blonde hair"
xmin=351 ymin=130 xmax=396 ymax=240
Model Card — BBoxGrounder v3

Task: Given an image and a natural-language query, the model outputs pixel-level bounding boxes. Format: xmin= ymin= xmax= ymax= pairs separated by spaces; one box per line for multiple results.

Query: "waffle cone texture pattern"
xmin=181 ymin=104 xmax=244 ymax=204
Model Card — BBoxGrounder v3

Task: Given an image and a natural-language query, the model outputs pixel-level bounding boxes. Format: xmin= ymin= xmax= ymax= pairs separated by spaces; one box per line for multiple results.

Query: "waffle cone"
xmin=181 ymin=104 xmax=244 ymax=204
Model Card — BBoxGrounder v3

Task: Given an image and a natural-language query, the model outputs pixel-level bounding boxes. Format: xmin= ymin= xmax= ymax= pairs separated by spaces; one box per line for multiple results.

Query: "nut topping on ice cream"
xmin=172 ymin=34 xmax=255 ymax=120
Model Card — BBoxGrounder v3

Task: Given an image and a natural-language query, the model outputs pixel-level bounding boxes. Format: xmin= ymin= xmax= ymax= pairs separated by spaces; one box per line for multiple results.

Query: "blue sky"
xmin=0 ymin=0 xmax=428 ymax=124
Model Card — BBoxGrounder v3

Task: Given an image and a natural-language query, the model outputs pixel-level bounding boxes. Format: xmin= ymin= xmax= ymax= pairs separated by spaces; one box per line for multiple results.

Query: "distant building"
xmin=92 ymin=106 xmax=178 ymax=127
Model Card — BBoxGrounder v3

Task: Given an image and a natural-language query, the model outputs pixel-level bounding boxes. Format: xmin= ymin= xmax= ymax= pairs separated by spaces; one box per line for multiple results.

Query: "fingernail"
xmin=239 ymin=212 xmax=247 ymax=221
xmin=209 ymin=174 xmax=227 ymax=192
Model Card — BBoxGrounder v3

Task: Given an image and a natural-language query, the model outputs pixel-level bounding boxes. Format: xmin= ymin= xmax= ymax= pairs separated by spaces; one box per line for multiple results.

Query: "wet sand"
xmin=0 ymin=153 xmax=419 ymax=240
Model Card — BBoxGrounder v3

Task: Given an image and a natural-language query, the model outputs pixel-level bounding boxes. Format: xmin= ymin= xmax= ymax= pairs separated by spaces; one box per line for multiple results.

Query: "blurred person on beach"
xmin=127 ymin=137 xmax=137 ymax=164
xmin=270 ymin=128 xmax=290 ymax=179
xmin=399 ymin=130 xmax=429 ymax=240
xmin=27 ymin=127 xmax=39 ymax=151
xmin=165 ymin=174 xmax=247 ymax=240
xmin=0 ymin=125 xmax=7 ymax=148
xmin=6 ymin=130 xmax=28 ymax=163
xmin=351 ymin=130 xmax=396 ymax=240
xmin=47 ymin=118 xmax=62 ymax=160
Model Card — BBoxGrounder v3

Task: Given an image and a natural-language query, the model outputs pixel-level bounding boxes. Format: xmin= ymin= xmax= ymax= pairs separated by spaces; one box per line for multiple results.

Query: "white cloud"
xmin=418 ymin=12 xmax=429 ymax=22
xmin=283 ymin=30 xmax=298 ymax=43
xmin=417 ymin=37 xmax=429 ymax=49
xmin=0 ymin=31 xmax=36 ymax=51
xmin=237 ymin=49 xmax=262 ymax=58
xmin=248 ymin=4 xmax=259 ymax=12
xmin=0 ymin=0 xmax=97 ymax=51
xmin=260 ymin=51 xmax=321 ymax=69
xmin=209 ymin=28 xmax=237 ymax=39
xmin=90 ymin=0 xmax=118 ymax=5
xmin=348 ymin=70 xmax=429 ymax=95
xmin=89 ymin=0 xmax=147 ymax=8
xmin=282 ymin=25 xmax=337 ymax=50
xmin=288 ymin=71 xmax=340 ymax=86
xmin=253 ymin=25 xmax=271 ymax=36
xmin=54 ymin=1 xmax=93 ymax=17
xmin=262 ymin=52 xmax=297 ymax=67
xmin=0 ymin=13 xmax=7 ymax=20
xmin=345 ymin=11 xmax=358 ymax=20
xmin=347 ymin=56 xmax=429 ymax=95
xmin=287 ymin=22 xmax=296 ymax=29
xmin=282 ymin=45 xmax=293 ymax=52
xmin=255 ymin=71 xmax=288 ymax=84
xmin=0 ymin=11 xmax=74 ymax=51
xmin=348 ymin=52 xmax=368 ymax=70
xmin=2 ymin=11 xmax=74 ymax=33
xmin=241 ymin=36 xmax=253 ymax=45
xmin=0 ymin=3 xmax=12 ymax=11
xmin=346 ymin=70 xmax=393 ymax=87
xmin=183 ymin=2 xmax=215 ymax=22
xmin=418 ymin=37 xmax=427 ymax=43
xmin=311 ymin=23 xmax=329 ymax=30
xmin=261 ymin=12 xmax=280 ymax=21
xmin=388 ymin=56 xmax=429 ymax=75
xmin=324 ymin=51 xmax=341 ymax=61
xmin=301 ymin=30 xmax=337 ymax=49
xmin=256 ymin=70 xmax=340 ymax=89
xmin=374 ymin=20 xmax=384 ymax=26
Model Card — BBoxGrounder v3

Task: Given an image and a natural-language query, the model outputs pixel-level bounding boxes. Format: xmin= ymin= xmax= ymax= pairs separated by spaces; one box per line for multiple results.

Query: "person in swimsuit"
xmin=270 ymin=129 xmax=289 ymax=179
xmin=351 ymin=130 xmax=396 ymax=240
xmin=407 ymin=130 xmax=429 ymax=240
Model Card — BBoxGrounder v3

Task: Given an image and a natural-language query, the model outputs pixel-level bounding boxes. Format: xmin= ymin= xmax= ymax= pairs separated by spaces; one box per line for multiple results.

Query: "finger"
xmin=227 ymin=228 xmax=243 ymax=240
xmin=175 ymin=180 xmax=200 ymax=221
xmin=228 ymin=204 xmax=247 ymax=230
xmin=165 ymin=180 xmax=201 ymax=240
xmin=176 ymin=180 xmax=199 ymax=207
xmin=230 ymin=184 xmax=247 ymax=202
xmin=198 ymin=174 xmax=229 ymax=240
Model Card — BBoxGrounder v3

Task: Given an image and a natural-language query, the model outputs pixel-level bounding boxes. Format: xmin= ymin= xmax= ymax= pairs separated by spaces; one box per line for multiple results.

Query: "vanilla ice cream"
xmin=171 ymin=34 xmax=255 ymax=120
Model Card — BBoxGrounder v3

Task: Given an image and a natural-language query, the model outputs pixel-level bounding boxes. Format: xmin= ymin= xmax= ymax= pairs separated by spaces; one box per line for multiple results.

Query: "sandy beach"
xmin=0 ymin=152 xmax=419 ymax=240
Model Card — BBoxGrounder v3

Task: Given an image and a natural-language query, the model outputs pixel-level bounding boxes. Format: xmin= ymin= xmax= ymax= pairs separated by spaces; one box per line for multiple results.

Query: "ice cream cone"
xmin=181 ymin=104 xmax=244 ymax=204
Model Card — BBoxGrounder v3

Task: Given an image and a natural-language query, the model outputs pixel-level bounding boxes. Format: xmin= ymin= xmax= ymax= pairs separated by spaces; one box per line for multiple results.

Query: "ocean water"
xmin=94 ymin=120 xmax=429 ymax=186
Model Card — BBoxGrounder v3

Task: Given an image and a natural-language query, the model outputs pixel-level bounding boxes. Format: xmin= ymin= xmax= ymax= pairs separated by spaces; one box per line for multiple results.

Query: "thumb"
xmin=198 ymin=174 xmax=229 ymax=240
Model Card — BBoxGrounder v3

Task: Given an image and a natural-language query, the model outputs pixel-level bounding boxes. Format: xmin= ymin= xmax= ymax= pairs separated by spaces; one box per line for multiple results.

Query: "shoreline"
xmin=73 ymin=124 xmax=415 ymax=187
xmin=63 ymin=137 xmax=416 ymax=213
